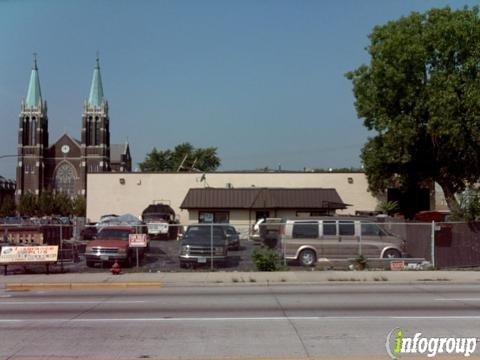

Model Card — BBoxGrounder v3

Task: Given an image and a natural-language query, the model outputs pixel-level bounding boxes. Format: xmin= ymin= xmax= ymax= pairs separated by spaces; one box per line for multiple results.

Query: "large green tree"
xmin=38 ymin=191 xmax=55 ymax=216
xmin=71 ymin=195 xmax=86 ymax=217
xmin=0 ymin=196 xmax=16 ymax=217
xmin=18 ymin=193 xmax=38 ymax=217
xmin=347 ymin=6 xmax=480 ymax=211
xmin=53 ymin=192 xmax=73 ymax=217
xmin=139 ymin=142 xmax=221 ymax=172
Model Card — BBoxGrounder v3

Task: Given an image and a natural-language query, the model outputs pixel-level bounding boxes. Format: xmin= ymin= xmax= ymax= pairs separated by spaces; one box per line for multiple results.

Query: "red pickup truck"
xmin=85 ymin=226 xmax=148 ymax=267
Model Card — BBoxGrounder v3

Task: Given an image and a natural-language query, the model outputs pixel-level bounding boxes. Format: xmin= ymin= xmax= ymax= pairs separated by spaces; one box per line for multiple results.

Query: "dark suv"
xmin=179 ymin=225 xmax=228 ymax=268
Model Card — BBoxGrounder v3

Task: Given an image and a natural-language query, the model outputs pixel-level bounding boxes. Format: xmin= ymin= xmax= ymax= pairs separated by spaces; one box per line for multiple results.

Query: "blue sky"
xmin=0 ymin=0 xmax=477 ymax=178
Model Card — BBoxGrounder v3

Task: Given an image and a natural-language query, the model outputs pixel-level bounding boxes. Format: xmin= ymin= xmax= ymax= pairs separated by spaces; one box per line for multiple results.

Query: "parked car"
xmin=80 ymin=223 xmax=98 ymax=240
xmin=85 ymin=226 xmax=148 ymax=267
xmin=179 ymin=225 xmax=229 ymax=268
xmin=280 ymin=217 xmax=406 ymax=266
xmin=250 ymin=218 xmax=283 ymax=248
xmin=221 ymin=225 xmax=241 ymax=250
xmin=258 ymin=218 xmax=283 ymax=249
xmin=141 ymin=203 xmax=179 ymax=240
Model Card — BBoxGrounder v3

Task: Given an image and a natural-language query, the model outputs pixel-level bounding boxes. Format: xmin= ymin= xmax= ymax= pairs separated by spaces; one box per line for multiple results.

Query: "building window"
xmin=255 ymin=211 xmax=270 ymax=221
xmin=54 ymin=163 xmax=75 ymax=197
xmin=95 ymin=120 xmax=101 ymax=145
xmin=296 ymin=211 xmax=328 ymax=217
xmin=30 ymin=117 xmax=37 ymax=146
xmin=24 ymin=116 xmax=30 ymax=144
xmin=198 ymin=211 xmax=229 ymax=224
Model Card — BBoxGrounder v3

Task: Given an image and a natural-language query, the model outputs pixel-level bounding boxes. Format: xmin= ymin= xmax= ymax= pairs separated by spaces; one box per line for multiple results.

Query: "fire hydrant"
xmin=111 ymin=260 xmax=121 ymax=275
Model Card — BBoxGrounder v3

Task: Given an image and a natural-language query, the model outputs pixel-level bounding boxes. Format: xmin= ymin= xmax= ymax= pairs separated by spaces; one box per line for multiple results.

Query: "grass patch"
xmin=249 ymin=277 xmax=256 ymax=283
xmin=327 ymin=278 xmax=361 ymax=282
xmin=417 ymin=278 xmax=450 ymax=282
xmin=373 ymin=276 xmax=389 ymax=282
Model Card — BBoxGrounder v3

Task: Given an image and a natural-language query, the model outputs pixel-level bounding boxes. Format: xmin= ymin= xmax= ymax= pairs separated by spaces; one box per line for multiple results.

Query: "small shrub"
xmin=376 ymin=200 xmax=399 ymax=216
xmin=354 ymin=254 xmax=368 ymax=270
xmin=251 ymin=248 xmax=281 ymax=271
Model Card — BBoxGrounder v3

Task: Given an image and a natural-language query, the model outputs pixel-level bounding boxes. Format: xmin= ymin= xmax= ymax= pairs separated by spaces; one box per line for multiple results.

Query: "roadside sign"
xmin=390 ymin=260 xmax=405 ymax=271
xmin=0 ymin=246 xmax=58 ymax=263
xmin=128 ymin=234 xmax=147 ymax=248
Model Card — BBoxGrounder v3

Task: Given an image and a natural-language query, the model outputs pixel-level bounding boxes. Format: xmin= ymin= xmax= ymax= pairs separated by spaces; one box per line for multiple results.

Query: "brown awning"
xmin=180 ymin=188 xmax=349 ymax=210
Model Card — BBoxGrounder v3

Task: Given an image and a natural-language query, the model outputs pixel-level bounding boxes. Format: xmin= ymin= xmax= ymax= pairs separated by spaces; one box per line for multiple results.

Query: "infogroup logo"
xmin=386 ymin=328 xmax=478 ymax=359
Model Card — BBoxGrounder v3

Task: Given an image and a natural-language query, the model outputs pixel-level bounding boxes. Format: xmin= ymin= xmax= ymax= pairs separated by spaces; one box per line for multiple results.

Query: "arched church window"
xmin=54 ymin=163 xmax=75 ymax=197
xmin=30 ymin=117 xmax=37 ymax=146
xmin=95 ymin=119 xmax=101 ymax=145
xmin=24 ymin=117 xmax=30 ymax=145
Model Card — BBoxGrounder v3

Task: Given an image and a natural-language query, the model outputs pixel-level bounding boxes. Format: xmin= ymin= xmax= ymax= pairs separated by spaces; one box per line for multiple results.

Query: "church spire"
xmin=87 ymin=56 xmax=105 ymax=107
xmin=25 ymin=53 xmax=43 ymax=108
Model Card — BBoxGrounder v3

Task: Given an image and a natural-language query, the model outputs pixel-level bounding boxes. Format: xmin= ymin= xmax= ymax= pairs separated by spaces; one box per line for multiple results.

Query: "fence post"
xmin=60 ymin=224 xmax=64 ymax=273
xmin=431 ymin=220 xmax=435 ymax=269
xmin=359 ymin=230 xmax=363 ymax=257
xmin=210 ymin=223 xmax=214 ymax=271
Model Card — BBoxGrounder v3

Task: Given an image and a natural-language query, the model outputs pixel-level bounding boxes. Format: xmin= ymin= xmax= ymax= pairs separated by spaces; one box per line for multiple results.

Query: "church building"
xmin=15 ymin=57 xmax=131 ymax=200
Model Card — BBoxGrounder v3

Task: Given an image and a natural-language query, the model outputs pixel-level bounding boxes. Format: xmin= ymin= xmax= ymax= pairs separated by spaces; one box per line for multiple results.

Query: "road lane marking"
xmin=0 ymin=300 xmax=147 ymax=305
xmin=1 ymin=315 xmax=480 ymax=323
xmin=435 ymin=298 xmax=480 ymax=301
xmin=5 ymin=282 xmax=163 ymax=290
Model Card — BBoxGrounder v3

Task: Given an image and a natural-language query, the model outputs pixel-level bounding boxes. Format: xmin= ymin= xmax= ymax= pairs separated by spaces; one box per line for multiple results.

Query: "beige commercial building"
xmin=86 ymin=172 xmax=380 ymax=225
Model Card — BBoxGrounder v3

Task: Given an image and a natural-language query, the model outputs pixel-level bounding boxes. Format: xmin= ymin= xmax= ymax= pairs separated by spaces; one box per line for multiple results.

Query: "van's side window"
xmin=361 ymin=223 xmax=381 ymax=236
xmin=339 ymin=221 xmax=355 ymax=235
xmin=292 ymin=222 xmax=319 ymax=238
xmin=323 ymin=221 xmax=336 ymax=236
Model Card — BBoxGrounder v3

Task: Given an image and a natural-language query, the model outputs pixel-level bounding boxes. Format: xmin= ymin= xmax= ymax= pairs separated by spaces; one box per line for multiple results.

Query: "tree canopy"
xmin=15 ymin=192 xmax=86 ymax=217
xmin=346 ymin=6 xmax=480 ymax=210
xmin=139 ymin=142 xmax=221 ymax=172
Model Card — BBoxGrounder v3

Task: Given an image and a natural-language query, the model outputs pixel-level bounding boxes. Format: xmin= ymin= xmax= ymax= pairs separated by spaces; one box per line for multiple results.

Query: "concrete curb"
xmin=1 ymin=271 xmax=480 ymax=289
xmin=5 ymin=282 xmax=163 ymax=290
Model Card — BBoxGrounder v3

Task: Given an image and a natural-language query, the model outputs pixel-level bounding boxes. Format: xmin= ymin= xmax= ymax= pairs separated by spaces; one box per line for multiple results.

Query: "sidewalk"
xmin=1 ymin=270 xmax=480 ymax=289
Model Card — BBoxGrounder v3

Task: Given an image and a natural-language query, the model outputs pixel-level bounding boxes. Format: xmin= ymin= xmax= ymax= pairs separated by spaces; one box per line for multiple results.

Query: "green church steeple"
xmin=25 ymin=55 xmax=43 ymax=108
xmin=87 ymin=57 xmax=105 ymax=107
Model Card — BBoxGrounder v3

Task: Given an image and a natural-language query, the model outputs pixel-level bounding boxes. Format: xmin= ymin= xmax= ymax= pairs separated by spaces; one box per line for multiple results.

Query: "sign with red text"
xmin=0 ymin=246 xmax=58 ymax=263
xmin=128 ymin=234 xmax=147 ymax=248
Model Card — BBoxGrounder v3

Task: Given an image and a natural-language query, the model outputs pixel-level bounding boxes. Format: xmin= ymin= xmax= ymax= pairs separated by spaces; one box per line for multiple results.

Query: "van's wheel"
xmin=298 ymin=249 xmax=317 ymax=267
xmin=383 ymin=249 xmax=401 ymax=259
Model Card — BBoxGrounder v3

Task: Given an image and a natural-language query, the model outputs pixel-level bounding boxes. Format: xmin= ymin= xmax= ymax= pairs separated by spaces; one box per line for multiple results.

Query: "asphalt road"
xmin=1 ymin=283 xmax=480 ymax=359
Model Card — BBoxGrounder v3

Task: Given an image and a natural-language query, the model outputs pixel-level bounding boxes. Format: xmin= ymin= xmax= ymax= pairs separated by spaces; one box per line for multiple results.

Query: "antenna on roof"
xmin=199 ymin=173 xmax=209 ymax=187
xmin=177 ymin=154 xmax=188 ymax=172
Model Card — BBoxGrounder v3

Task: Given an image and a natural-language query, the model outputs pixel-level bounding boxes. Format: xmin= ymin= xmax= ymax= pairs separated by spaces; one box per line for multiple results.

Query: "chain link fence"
xmin=1 ymin=219 xmax=480 ymax=272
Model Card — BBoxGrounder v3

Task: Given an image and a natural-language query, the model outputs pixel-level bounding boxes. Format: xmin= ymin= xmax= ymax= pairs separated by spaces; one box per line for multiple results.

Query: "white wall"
xmin=86 ymin=172 xmax=379 ymax=223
